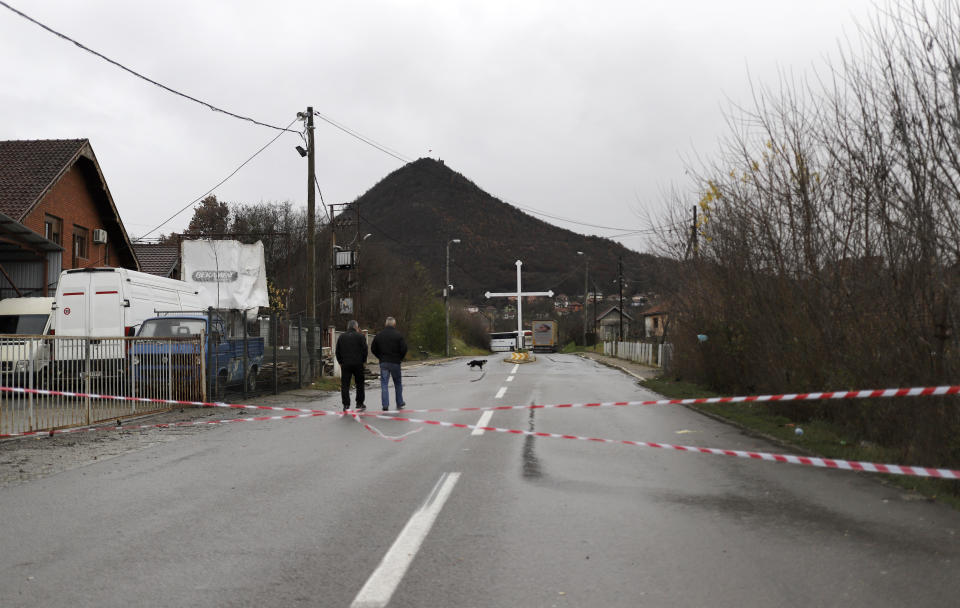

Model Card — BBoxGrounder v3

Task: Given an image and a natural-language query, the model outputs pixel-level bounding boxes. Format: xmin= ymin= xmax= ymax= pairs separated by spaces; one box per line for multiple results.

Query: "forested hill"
xmin=342 ymin=158 xmax=676 ymax=300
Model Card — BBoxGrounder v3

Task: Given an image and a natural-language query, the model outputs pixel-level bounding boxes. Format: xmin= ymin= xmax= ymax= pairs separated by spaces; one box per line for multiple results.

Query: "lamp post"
xmin=445 ymin=238 xmax=461 ymax=357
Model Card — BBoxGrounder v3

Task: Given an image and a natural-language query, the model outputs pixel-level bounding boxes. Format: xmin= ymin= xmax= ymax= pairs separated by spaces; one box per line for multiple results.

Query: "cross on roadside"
xmin=484 ymin=260 xmax=554 ymax=349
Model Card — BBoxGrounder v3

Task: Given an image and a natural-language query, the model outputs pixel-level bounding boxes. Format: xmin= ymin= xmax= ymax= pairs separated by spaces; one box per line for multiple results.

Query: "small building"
xmin=0 ymin=139 xmax=139 ymax=297
xmin=641 ymin=302 xmax=669 ymax=339
xmin=595 ymin=305 xmax=633 ymax=341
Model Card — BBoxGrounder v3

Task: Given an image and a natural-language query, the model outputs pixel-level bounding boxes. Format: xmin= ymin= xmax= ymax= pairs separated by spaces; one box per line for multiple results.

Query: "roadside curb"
xmin=575 ymin=353 xmax=654 ymax=380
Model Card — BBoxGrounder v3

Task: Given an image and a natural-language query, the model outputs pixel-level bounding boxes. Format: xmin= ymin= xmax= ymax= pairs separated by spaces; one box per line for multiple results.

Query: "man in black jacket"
xmin=370 ymin=316 xmax=408 ymax=411
xmin=335 ymin=320 xmax=368 ymax=411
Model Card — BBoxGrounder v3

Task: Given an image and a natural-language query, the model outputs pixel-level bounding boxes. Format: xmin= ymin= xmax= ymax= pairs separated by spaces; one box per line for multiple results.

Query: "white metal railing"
xmin=602 ymin=340 xmax=672 ymax=369
xmin=0 ymin=335 xmax=203 ymax=437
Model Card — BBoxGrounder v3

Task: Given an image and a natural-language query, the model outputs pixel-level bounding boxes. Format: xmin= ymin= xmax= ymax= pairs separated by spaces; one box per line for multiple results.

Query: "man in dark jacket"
xmin=370 ymin=316 xmax=408 ymax=411
xmin=335 ymin=320 xmax=368 ymax=411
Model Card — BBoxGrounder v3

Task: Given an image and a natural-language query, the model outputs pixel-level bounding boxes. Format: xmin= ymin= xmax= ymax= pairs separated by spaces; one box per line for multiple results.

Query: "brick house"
xmin=0 ymin=139 xmax=139 ymax=296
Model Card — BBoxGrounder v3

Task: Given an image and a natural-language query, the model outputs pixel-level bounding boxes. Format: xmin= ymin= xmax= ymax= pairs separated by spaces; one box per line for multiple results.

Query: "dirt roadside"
xmin=0 ymin=389 xmax=335 ymax=488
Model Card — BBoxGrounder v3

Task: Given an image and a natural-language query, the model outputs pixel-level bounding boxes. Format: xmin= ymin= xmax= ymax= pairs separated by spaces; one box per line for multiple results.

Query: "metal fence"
xmin=0 ymin=313 xmax=333 ymax=437
xmin=603 ymin=340 xmax=672 ymax=369
xmin=0 ymin=335 xmax=203 ymax=437
xmin=258 ymin=314 xmax=320 ymax=391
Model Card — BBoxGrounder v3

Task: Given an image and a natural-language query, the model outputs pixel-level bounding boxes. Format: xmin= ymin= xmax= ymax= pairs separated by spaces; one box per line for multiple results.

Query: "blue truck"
xmin=130 ymin=314 xmax=264 ymax=400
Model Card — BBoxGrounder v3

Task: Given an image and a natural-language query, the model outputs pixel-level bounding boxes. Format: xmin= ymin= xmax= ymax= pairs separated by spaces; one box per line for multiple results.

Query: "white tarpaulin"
xmin=181 ymin=240 xmax=268 ymax=313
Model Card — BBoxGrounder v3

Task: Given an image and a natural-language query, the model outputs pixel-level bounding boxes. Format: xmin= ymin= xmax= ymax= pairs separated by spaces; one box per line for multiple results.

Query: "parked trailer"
xmin=531 ymin=320 xmax=558 ymax=352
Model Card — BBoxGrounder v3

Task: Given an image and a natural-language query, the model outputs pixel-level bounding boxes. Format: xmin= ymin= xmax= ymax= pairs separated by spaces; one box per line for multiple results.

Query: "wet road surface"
xmin=1 ymin=354 xmax=958 ymax=607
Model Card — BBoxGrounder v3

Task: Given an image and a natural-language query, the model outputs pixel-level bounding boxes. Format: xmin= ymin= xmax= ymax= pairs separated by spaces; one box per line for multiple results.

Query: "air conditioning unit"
xmin=92 ymin=229 xmax=108 ymax=244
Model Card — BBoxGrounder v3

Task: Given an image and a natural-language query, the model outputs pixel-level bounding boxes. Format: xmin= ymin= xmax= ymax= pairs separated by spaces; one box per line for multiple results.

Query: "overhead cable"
xmin=135 ymin=118 xmax=298 ymax=241
xmin=313 ymin=111 xmax=412 ymax=163
xmin=0 ymin=0 xmax=296 ymax=133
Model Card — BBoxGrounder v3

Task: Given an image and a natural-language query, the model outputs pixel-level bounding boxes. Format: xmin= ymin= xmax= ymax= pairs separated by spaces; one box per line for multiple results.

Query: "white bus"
xmin=489 ymin=330 xmax=532 ymax=352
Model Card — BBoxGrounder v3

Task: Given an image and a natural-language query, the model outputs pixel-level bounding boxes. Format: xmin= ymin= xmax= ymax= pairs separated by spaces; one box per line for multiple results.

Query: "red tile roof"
xmin=0 ymin=139 xmax=88 ymax=220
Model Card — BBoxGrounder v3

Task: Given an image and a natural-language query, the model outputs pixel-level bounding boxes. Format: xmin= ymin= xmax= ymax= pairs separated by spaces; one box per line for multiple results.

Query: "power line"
xmin=0 ymin=0 xmax=296 ymax=133
xmin=506 ymin=199 xmax=675 ymax=235
xmin=314 ymin=176 xmax=330 ymax=221
xmin=135 ymin=117 xmax=299 ymax=241
xmin=313 ymin=111 xmax=412 ymax=163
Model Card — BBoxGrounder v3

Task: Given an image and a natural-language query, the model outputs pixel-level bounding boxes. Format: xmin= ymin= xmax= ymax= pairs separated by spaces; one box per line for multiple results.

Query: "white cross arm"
xmin=485 ymin=290 xmax=554 ymax=298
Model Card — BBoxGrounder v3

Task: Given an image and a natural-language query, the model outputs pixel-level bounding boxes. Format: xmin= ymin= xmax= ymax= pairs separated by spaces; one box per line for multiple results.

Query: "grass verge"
xmin=639 ymin=376 xmax=960 ymax=510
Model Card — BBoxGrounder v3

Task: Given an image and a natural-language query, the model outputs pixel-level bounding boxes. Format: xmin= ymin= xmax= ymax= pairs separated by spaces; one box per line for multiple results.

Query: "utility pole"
xmin=329 ymin=204 xmax=336 ymax=323
xmin=445 ymin=238 xmax=460 ymax=356
xmin=684 ymin=205 xmax=697 ymax=261
xmin=583 ymin=257 xmax=589 ymax=346
xmin=305 ymin=107 xmax=317 ymax=379
xmin=618 ymin=256 xmax=623 ymax=342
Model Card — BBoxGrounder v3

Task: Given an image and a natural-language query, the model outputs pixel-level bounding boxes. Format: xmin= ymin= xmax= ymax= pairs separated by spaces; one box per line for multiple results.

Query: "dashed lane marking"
xmin=471 ymin=410 xmax=494 ymax=436
xmin=350 ymin=472 xmax=461 ymax=608
xmin=495 ymin=386 xmax=507 ymax=399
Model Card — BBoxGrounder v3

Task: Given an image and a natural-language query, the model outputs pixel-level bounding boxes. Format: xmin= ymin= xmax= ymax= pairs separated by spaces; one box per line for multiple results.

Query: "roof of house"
xmin=596 ymin=305 xmax=634 ymax=321
xmin=0 ymin=139 xmax=88 ymax=219
xmin=132 ymin=243 xmax=179 ymax=277
xmin=640 ymin=302 xmax=669 ymax=316
xmin=0 ymin=139 xmax=139 ymax=270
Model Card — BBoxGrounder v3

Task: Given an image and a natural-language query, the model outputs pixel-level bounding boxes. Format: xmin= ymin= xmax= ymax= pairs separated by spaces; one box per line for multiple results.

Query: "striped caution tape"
xmin=4 ymin=384 xmax=960 ymax=424
xmin=3 ymin=384 xmax=960 ymax=477
xmin=360 ymin=412 xmax=960 ymax=479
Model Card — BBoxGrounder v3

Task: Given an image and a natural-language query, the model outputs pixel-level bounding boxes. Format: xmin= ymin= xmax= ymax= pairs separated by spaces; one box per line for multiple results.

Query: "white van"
xmin=52 ymin=268 xmax=208 ymax=377
xmin=0 ymin=297 xmax=55 ymax=383
xmin=53 ymin=268 xmax=207 ymax=339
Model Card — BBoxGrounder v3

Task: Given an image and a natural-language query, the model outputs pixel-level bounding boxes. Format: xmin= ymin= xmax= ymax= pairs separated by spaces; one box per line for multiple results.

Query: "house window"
xmin=73 ymin=226 xmax=88 ymax=260
xmin=44 ymin=214 xmax=62 ymax=245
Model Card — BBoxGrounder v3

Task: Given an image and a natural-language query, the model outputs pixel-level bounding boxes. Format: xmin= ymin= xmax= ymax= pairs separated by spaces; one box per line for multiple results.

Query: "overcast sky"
xmin=1 ymin=0 xmax=888 ymax=252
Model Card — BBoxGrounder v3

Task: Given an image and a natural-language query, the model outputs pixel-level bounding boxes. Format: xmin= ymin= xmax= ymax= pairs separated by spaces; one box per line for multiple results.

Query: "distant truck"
xmin=130 ymin=313 xmax=264 ymax=400
xmin=531 ymin=320 xmax=558 ymax=352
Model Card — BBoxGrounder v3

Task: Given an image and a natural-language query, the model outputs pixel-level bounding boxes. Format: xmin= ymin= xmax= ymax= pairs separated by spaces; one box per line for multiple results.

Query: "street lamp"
xmin=445 ymin=238 xmax=461 ymax=357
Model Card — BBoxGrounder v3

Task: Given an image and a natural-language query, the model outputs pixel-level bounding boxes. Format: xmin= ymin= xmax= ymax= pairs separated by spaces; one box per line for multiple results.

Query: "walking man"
xmin=370 ymin=316 xmax=408 ymax=411
xmin=335 ymin=320 xmax=368 ymax=411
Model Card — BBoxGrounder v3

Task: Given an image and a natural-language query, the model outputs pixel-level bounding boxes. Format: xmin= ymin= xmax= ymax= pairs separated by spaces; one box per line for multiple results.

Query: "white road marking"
xmin=511 ymin=364 xmax=519 ymax=374
xmin=506 ymin=375 xmax=514 ymax=382
xmin=471 ymin=410 xmax=494 ymax=436
xmin=351 ymin=472 xmax=462 ymax=608
xmin=495 ymin=386 xmax=507 ymax=399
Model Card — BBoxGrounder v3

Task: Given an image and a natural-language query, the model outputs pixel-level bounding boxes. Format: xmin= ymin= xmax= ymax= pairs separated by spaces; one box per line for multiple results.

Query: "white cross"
xmin=484 ymin=260 xmax=554 ymax=348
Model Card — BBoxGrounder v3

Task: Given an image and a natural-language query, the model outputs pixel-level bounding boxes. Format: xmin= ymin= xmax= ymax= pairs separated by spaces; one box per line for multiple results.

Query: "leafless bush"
xmin=657 ymin=0 xmax=960 ymax=467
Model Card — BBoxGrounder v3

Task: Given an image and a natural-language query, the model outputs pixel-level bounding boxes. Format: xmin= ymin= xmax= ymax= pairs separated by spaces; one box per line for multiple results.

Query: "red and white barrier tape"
xmin=361 ymin=412 xmax=960 ymax=479
xmin=4 ymin=383 xmax=960 ymax=421
xmin=344 ymin=410 xmax=423 ymax=442
xmin=3 ymin=384 xmax=960 ymax=478
xmin=360 ymin=384 xmax=960 ymax=414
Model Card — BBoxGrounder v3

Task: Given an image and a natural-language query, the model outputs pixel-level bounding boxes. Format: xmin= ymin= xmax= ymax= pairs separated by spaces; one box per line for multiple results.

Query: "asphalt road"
xmin=0 ymin=354 xmax=958 ymax=607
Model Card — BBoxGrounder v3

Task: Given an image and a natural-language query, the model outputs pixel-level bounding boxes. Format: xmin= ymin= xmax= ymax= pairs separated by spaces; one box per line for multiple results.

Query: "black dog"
xmin=467 ymin=359 xmax=488 ymax=370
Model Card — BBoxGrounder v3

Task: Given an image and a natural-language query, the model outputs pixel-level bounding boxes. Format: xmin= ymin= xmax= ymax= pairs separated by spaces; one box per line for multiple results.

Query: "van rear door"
xmin=56 ymin=273 xmax=89 ymax=338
